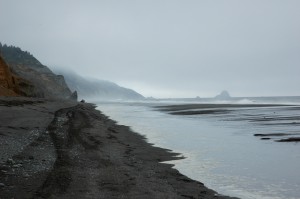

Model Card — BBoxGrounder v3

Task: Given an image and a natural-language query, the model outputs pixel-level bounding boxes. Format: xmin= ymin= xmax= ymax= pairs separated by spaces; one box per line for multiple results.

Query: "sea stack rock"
xmin=215 ymin=90 xmax=231 ymax=100
xmin=69 ymin=91 xmax=78 ymax=101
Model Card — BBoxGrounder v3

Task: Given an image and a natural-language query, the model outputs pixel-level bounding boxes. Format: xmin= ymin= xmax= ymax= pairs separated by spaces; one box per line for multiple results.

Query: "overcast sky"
xmin=1 ymin=0 xmax=299 ymax=98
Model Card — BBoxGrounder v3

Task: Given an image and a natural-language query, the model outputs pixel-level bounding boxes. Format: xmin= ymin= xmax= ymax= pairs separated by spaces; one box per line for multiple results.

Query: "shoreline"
xmin=0 ymin=97 xmax=237 ymax=198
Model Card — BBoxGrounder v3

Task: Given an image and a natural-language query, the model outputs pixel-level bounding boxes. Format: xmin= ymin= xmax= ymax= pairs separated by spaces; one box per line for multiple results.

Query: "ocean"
xmin=95 ymin=97 xmax=300 ymax=199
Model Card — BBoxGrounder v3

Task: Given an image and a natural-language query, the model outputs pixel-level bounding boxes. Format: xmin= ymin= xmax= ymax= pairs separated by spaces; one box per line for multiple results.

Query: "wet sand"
xmin=0 ymin=97 xmax=237 ymax=199
xmin=155 ymin=103 xmax=288 ymax=112
xmin=156 ymin=103 xmax=300 ymax=143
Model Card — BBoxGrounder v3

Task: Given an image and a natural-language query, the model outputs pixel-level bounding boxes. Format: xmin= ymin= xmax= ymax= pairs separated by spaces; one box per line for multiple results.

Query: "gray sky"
xmin=1 ymin=0 xmax=300 ymax=98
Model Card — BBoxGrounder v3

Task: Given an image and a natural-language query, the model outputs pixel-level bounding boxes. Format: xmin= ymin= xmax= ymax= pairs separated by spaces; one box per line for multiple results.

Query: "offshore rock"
xmin=215 ymin=90 xmax=231 ymax=100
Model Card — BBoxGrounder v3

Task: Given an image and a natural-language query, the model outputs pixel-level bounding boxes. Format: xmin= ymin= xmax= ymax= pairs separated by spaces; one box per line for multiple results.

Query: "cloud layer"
xmin=1 ymin=0 xmax=300 ymax=97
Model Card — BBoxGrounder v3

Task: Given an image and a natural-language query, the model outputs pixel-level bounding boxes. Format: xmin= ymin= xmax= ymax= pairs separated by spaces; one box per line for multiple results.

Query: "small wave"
xmin=236 ymin=99 xmax=256 ymax=104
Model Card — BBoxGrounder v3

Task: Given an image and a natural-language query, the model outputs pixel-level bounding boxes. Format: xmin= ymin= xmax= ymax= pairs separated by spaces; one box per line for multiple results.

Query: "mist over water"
xmin=96 ymin=98 xmax=300 ymax=199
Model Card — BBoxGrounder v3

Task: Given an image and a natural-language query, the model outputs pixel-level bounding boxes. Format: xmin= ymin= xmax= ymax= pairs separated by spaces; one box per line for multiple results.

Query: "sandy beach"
xmin=0 ymin=97 xmax=237 ymax=199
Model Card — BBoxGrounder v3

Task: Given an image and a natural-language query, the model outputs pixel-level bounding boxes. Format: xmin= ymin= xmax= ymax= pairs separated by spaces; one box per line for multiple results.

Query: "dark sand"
xmin=155 ymin=103 xmax=288 ymax=112
xmin=0 ymin=97 xmax=237 ymax=199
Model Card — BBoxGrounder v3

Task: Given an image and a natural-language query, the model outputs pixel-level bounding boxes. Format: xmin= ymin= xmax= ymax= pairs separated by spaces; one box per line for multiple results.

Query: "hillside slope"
xmin=55 ymin=70 xmax=144 ymax=101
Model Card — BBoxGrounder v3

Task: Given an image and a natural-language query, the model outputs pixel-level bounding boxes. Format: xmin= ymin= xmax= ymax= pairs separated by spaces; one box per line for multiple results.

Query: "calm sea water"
xmin=95 ymin=99 xmax=300 ymax=199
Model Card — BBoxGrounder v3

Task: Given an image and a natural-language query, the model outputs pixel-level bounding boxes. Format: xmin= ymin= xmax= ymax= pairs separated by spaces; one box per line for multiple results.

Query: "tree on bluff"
xmin=0 ymin=43 xmax=40 ymax=67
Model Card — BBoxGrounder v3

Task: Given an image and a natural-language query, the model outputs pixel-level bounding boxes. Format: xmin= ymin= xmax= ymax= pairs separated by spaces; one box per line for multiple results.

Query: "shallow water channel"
xmin=96 ymin=102 xmax=300 ymax=199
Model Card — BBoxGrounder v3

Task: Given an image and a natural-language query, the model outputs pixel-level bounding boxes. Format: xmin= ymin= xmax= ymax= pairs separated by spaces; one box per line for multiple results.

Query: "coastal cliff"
xmin=0 ymin=43 xmax=73 ymax=99
xmin=55 ymin=69 xmax=145 ymax=101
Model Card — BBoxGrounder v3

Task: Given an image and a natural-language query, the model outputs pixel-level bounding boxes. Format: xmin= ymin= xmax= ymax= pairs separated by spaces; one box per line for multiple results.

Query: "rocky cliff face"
xmin=0 ymin=55 xmax=22 ymax=96
xmin=0 ymin=44 xmax=73 ymax=99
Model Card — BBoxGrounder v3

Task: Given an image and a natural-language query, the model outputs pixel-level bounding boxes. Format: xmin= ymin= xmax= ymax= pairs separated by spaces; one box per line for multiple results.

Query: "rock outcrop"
xmin=69 ymin=91 xmax=78 ymax=101
xmin=0 ymin=55 xmax=19 ymax=96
